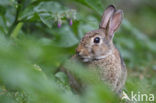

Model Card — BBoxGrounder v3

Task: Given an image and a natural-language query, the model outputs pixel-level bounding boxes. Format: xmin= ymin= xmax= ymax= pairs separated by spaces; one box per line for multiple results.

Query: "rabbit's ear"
xmin=99 ymin=5 xmax=115 ymax=29
xmin=107 ymin=10 xmax=123 ymax=39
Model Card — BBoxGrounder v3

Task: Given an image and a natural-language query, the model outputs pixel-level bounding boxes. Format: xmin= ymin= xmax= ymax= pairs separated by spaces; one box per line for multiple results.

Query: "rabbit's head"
xmin=76 ymin=5 xmax=123 ymax=62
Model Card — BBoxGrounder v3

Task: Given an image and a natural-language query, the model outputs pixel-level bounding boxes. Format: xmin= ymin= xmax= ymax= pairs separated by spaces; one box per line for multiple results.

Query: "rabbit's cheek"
xmin=92 ymin=45 xmax=101 ymax=55
xmin=76 ymin=47 xmax=90 ymax=58
xmin=82 ymin=49 xmax=90 ymax=57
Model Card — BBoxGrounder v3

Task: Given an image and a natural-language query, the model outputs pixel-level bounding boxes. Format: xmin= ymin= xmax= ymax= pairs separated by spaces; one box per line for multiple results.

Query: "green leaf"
xmin=75 ymin=0 xmax=104 ymax=15
xmin=55 ymin=72 xmax=68 ymax=85
xmin=39 ymin=13 xmax=54 ymax=28
xmin=34 ymin=1 xmax=62 ymax=13
xmin=19 ymin=1 xmax=63 ymax=27
xmin=0 ymin=0 xmax=11 ymax=6
xmin=51 ymin=25 xmax=79 ymax=47
xmin=19 ymin=1 xmax=76 ymax=28
xmin=78 ymin=16 xmax=98 ymax=38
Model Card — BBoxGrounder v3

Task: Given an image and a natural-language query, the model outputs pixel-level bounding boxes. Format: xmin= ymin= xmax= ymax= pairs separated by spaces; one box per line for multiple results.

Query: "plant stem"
xmin=7 ymin=0 xmax=21 ymax=36
xmin=10 ymin=22 xmax=23 ymax=38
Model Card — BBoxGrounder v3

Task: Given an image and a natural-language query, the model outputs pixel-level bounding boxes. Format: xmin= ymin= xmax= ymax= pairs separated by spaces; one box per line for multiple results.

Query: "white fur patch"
xmin=81 ymin=50 xmax=113 ymax=62
xmin=95 ymin=50 xmax=112 ymax=60
xmin=83 ymin=58 xmax=90 ymax=62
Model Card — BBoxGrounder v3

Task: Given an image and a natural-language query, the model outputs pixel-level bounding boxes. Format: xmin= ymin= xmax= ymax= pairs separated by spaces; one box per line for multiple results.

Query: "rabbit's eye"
xmin=94 ymin=37 xmax=100 ymax=43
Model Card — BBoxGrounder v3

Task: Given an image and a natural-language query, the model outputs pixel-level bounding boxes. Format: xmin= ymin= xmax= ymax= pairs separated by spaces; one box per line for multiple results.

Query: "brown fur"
xmin=72 ymin=46 xmax=127 ymax=94
xmin=64 ymin=5 xmax=127 ymax=94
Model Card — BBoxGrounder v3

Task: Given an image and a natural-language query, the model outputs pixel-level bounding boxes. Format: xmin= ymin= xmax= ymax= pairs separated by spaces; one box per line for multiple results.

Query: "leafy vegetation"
xmin=0 ymin=0 xmax=155 ymax=103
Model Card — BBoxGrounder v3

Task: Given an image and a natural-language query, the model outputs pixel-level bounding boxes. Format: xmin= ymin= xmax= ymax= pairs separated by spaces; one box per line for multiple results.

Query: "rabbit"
xmin=62 ymin=5 xmax=127 ymax=95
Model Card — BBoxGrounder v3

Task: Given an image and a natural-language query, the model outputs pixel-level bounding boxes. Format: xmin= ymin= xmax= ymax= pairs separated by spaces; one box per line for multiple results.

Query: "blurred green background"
xmin=0 ymin=0 xmax=155 ymax=103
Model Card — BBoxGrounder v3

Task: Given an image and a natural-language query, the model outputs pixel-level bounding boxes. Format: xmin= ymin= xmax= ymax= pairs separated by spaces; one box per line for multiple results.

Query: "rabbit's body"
xmin=88 ymin=47 xmax=127 ymax=93
xmin=64 ymin=5 xmax=127 ymax=94
xmin=73 ymin=39 xmax=127 ymax=93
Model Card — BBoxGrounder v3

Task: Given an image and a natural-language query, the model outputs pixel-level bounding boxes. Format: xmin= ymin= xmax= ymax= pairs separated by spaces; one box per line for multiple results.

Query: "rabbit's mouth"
xmin=82 ymin=58 xmax=91 ymax=62
xmin=77 ymin=55 xmax=92 ymax=62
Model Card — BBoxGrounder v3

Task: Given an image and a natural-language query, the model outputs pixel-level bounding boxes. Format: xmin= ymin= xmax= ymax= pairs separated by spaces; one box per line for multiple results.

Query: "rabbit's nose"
xmin=76 ymin=49 xmax=81 ymax=55
xmin=76 ymin=46 xmax=82 ymax=56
